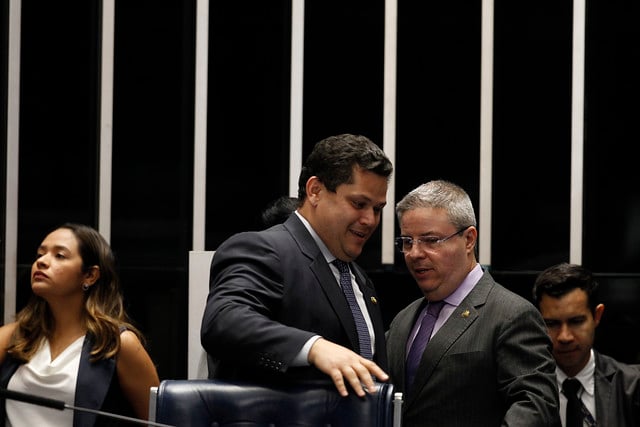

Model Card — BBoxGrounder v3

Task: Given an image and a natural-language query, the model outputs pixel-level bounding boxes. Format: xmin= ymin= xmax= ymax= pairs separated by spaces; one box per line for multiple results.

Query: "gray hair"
xmin=396 ymin=180 xmax=477 ymax=229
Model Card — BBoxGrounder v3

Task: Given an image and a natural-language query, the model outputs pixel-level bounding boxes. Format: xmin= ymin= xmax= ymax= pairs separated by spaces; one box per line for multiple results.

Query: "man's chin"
xmin=556 ymin=356 xmax=580 ymax=373
xmin=345 ymin=247 xmax=363 ymax=260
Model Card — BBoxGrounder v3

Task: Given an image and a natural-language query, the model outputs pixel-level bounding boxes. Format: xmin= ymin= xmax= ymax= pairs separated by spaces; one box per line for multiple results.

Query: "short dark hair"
xmin=260 ymin=196 xmax=299 ymax=228
xmin=297 ymin=134 xmax=393 ymax=202
xmin=532 ymin=262 xmax=599 ymax=314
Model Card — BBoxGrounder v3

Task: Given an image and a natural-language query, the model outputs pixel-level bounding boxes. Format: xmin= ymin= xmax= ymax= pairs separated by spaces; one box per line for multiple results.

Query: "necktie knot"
xmin=563 ymin=378 xmax=581 ymax=395
xmin=333 ymin=259 xmax=350 ymax=274
xmin=426 ymin=300 xmax=445 ymax=316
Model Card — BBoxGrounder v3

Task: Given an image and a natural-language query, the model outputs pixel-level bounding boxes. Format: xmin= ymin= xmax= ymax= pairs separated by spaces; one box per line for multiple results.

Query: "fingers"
xmin=309 ymin=339 xmax=389 ymax=397
xmin=361 ymin=358 xmax=389 ymax=383
xmin=344 ymin=362 xmax=371 ymax=397
xmin=346 ymin=359 xmax=388 ymax=397
xmin=329 ymin=371 xmax=350 ymax=397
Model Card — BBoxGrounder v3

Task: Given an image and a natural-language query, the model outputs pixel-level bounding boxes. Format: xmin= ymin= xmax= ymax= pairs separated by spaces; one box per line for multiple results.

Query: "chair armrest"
xmin=393 ymin=392 xmax=403 ymax=427
xmin=148 ymin=386 xmax=158 ymax=422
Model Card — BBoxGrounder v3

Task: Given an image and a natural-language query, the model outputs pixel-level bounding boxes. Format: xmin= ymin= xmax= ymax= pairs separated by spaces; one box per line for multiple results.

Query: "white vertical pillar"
xmin=570 ymin=0 xmax=586 ymax=264
xmin=192 ymin=0 xmax=210 ymax=251
xmin=99 ymin=0 xmax=115 ymax=242
xmin=4 ymin=0 xmax=21 ymax=323
xmin=479 ymin=0 xmax=494 ymax=268
xmin=289 ymin=0 xmax=305 ymax=196
xmin=188 ymin=250 xmax=215 ymax=379
xmin=382 ymin=0 xmax=398 ymax=265
xmin=188 ymin=0 xmax=211 ymax=379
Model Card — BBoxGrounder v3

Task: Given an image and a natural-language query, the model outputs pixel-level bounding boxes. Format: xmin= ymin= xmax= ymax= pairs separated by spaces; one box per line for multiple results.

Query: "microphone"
xmin=0 ymin=387 xmax=174 ymax=427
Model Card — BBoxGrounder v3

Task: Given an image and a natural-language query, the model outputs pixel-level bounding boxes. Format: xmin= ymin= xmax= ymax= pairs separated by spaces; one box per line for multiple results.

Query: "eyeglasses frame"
xmin=395 ymin=226 xmax=471 ymax=253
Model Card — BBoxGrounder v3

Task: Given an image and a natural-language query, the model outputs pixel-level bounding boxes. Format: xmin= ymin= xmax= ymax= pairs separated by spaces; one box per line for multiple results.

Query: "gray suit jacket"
xmin=592 ymin=350 xmax=640 ymax=426
xmin=200 ymin=214 xmax=388 ymax=385
xmin=386 ymin=271 xmax=561 ymax=427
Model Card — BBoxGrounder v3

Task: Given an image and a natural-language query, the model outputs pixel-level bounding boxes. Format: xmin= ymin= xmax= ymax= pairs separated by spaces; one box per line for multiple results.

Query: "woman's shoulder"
xmin=117 ymin=329 xmax=145 ymax=358
xmin=0 ymin=322 xmax=18 ymax=343
xmin=0 ymin=322 xmax=19 ymax=363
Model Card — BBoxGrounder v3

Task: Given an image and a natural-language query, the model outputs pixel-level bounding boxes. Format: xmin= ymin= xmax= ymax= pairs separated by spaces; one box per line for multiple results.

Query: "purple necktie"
xmin=405 ymin=300 xmax=445 ymax=389
xmin=333 ymin=260 xmax=373 ymax=360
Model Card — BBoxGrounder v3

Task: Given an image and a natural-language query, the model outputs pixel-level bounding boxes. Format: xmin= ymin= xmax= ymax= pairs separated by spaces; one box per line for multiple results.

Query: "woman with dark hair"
xmin=0 ymin=223 xmax=159 ymax=426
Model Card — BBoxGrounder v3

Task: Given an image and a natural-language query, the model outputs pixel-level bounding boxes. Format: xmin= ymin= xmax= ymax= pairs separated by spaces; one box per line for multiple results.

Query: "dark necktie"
xmin=333 ymin=260 xmax=373 ymax=360
xmin=405 ymin=300 xmax=445 ymax=389
xmin=563 ymin=378 xmax=583 ymax=427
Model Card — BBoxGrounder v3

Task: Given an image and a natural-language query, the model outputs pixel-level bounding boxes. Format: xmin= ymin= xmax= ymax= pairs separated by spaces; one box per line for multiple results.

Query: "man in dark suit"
xmin=533 ymin=262 xmax=640 ymax=426
xmin=201 ymin=134 xmax=393 ymax=397
xmin=386 ymin=180 xmax=560 ymax=426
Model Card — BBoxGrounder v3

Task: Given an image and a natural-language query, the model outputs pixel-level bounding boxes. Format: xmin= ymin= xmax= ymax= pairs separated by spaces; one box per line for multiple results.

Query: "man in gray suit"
xmin=533 ymin=262 xmax=640 ymax=426
xmin=201 ymin=134 xmax=392 ymax=397
xmin=386 ymin=180 xmax=560 ymax=426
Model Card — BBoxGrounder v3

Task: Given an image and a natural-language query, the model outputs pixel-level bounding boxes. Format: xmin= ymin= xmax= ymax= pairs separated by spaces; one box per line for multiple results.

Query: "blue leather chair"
xmin=149 ymin=379 xmax=402 ymax=427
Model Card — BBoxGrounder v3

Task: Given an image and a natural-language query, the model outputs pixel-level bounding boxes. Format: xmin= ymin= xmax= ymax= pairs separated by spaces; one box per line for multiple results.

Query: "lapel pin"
xmin=370 ymin=296 xmax=378 ymax=304
xmin=461 ymin=310 xmax=470 ymax=318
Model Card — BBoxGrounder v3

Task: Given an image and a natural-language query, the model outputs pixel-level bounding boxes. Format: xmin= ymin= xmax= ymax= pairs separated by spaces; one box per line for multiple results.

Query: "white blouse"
xmin=6 ymin=335 xmax=84 ymax=427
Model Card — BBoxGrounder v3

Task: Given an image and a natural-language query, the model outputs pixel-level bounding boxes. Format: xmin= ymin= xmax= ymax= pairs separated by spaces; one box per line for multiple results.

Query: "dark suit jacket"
xmin=0 ymin=334 xmax=133 ymax=426
xmin=592 ymin=350 xmax=640 ymax=426
xmin=386 ymin=271 xmax=561 ymax=427
xmin=200 ymin=214 xmax=388 ymax=385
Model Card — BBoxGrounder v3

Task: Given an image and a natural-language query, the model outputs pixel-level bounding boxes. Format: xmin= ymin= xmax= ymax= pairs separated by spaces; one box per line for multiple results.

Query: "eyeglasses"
xmin=395 ymin=227 xmax=470 ymax=253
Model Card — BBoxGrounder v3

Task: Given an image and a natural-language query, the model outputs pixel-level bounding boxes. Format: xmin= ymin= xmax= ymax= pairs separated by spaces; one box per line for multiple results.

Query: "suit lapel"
xmin=405 ymin=273 xmax=492 ymax=408
xmin=352 ymin=265 xmax=387 ymax=366
xmin=388 ymin=298 xmax=424 ymax=392
xmin=310 ymin=256 xmax=360 ymax=349
xmin=285 ymin=215 xmax=360 ymax=353
xmin=594 ymin=351 xmax=615 ymax=426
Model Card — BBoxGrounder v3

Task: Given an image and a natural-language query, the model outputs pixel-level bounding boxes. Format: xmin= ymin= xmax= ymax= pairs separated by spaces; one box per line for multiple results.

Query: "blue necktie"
xmin=405 ymin=300 xmax=445 ymax=389
xmin=333 ymin=260 xmax=373 ymax=360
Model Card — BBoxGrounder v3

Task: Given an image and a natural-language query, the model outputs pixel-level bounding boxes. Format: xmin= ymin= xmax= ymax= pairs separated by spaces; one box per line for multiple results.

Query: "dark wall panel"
xmin=584 ymin=0 xmax=640 ymax=272
xmin=16 ymin=1 xmax=101 ymax=308
xmin=111 ymin=0 xmax=196 ymax=380
xmin=394 ymin=2 xmax=482 ymax=268
xmin=205 ymin=0 xmax=292 ymax=250
xmin=492 ymin=0 xmax=573 ymax=271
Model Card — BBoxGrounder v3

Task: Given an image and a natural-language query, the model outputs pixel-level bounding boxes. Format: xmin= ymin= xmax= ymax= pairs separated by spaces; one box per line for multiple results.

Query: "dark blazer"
xmin=592 ymin=350 xmax=640 ymax=426
xmin=0 ymin=334 xmax=133 ymax=426
xmin=386 ymin=271 xmax=561 ymax=427
xmin=200 ymin=214 xmax=388 ymax=385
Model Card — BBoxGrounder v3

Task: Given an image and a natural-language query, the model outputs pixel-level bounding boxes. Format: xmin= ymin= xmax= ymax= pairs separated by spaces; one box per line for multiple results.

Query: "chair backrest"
xmin=149 ymin=379 xmax=402 ymax=427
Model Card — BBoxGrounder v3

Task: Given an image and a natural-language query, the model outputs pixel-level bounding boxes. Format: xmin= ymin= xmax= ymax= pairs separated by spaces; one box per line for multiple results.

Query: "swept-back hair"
xmin=532 ymin=262 xmax=600 ymax=314
xmin=297 ymin=134 xmax=393 ymax=202
xmin=396 ymin=179 xmax=477 ymax=229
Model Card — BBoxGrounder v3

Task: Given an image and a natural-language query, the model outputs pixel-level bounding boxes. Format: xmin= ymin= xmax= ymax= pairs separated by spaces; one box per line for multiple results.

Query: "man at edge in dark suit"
xmin=533 ymin=262 xmax=640 ymax=426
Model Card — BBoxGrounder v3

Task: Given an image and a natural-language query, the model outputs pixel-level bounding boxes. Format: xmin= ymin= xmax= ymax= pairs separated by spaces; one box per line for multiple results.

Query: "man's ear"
xmin=464 ymin=226 xmax=478 ymax=253
xmin=593 ymin=303 xmax=605 ymax=327
xmin=305 ymin=176 xmax=324 ymax=207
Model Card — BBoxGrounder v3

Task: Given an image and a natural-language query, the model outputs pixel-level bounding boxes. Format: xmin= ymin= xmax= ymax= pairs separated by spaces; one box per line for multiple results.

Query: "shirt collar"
xmin=294 ymin=211 xmax=334 ymax=264
xmin=556 ymin=348 xmax=596 ymax=396
xmin=444 ymin=263 xmax=483 ymax=306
